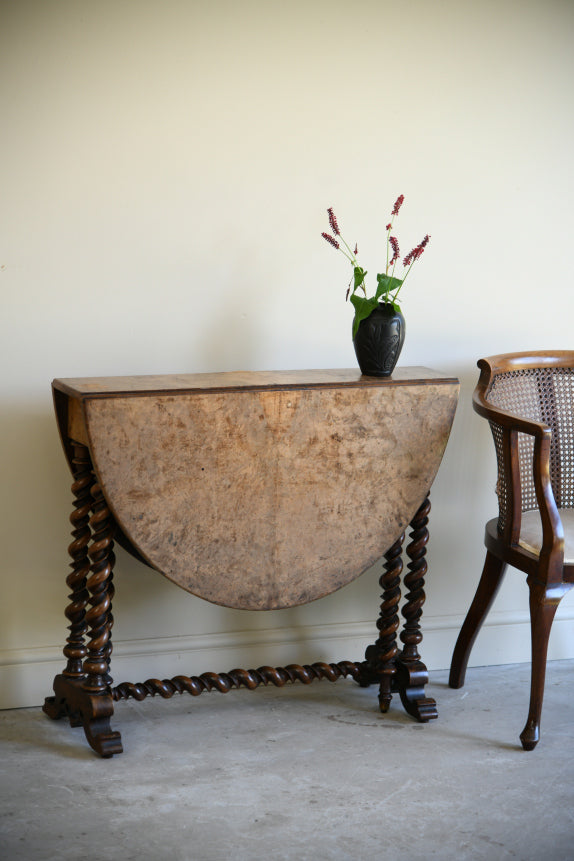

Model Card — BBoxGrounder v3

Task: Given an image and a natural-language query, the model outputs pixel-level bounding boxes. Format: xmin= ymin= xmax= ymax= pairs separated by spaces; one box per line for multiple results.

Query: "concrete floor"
xmin=1 ymin=661 xmax=573 ymax=861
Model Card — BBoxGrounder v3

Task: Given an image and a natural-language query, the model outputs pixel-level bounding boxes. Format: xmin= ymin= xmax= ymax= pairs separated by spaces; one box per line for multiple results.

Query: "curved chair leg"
xmin=449 ymin=551 xmax=507 ymax=688
xmin=519 ymin=580 xmax=571 ymax=751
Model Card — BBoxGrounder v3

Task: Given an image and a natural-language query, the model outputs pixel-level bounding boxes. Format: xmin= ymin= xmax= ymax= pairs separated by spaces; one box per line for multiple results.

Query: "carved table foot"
xmin=44 ymin=675 xmax=122 ymax=757
xmin=43 ymin=675 xmax=83 ymax=727
xmin=393 ymin=661 xmax=438 ymax=722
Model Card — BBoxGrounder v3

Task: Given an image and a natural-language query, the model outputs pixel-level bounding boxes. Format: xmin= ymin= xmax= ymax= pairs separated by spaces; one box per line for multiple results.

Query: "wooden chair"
xmin=449 ymin=352 xmax=574 ymax=749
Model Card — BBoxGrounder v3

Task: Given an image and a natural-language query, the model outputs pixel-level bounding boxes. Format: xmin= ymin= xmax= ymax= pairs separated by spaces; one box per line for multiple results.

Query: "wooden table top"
xmin=53 ymin=367 xmax=458 ymax=398
xmin=53 ymin=368 xmax=459 ymax=610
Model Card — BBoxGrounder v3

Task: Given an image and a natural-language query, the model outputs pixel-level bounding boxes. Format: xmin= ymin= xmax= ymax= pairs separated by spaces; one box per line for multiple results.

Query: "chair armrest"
xmin=530 ymin=432 xmax=564 ymax=577
xmin=472 ymin=362 xmax=564 ymax=576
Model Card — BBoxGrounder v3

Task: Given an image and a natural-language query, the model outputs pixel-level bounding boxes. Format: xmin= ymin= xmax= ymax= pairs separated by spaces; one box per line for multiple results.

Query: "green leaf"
xmin=350 ymin=294 xmax=379 ymax=338
xmin=353 ymin=266 xmax=367 ymax=292
xmin=375 ymin=273 xmax=402 ymax=301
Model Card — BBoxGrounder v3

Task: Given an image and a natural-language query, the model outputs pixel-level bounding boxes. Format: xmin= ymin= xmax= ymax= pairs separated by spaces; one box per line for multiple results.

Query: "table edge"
xmin=52 ymin=368 xmax=460 ymax=399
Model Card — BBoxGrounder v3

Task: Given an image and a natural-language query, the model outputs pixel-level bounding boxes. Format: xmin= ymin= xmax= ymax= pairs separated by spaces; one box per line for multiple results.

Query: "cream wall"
xmin=2 ymin=0 xmax=574 ymax=709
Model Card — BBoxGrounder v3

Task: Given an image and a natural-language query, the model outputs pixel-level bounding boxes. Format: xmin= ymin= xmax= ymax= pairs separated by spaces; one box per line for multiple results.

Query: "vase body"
xmin=353 ymin=303 xmax=405 ymax=377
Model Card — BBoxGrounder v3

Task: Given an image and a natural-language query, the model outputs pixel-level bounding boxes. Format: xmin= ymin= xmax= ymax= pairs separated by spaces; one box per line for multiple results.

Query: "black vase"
xmin=353 ymin=303 xmax=405 ymax=377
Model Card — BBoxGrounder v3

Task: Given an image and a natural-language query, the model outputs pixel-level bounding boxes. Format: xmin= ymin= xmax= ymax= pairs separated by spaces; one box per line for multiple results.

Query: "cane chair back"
xmin=486 ymin=365 xmax=574 ymax=536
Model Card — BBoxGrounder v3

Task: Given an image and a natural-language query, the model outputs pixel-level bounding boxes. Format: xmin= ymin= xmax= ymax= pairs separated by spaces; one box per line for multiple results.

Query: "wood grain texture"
xmin=62 ymin=373 xmax=459 ymax=610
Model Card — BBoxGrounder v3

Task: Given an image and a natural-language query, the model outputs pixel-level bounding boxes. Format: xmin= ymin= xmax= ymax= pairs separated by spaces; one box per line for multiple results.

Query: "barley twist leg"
xmin=43 ymin=442 xmax=93 ymax=725
xmin=70 ymin=479 xmax=123 ymax=756
xmin=85 ymin=480 xmax=116 ymax=692
xmin=395 ymin=494 xmax=437 ymax=722
xmin=357 ymin=533 xmax=404 ymax=713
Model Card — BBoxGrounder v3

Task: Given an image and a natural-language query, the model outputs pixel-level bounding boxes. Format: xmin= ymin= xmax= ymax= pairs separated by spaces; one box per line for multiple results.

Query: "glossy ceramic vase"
xmin=353 ymin=302 xmax=405 ymax=377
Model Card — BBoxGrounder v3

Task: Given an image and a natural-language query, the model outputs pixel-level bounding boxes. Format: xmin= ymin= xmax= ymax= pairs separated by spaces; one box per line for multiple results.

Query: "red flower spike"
xmin=327 ymin=207 xmax=340 ymax=236
xmin=389 ymin=236 xmax=400 ymax=265
xmin=403 ymin=235 xmax=429 ymax=266
xmin=391 ymin=195 xmax=404 ymax=216
xmin=322 ymin=232 xmax=340 ymax=249
xmin=320 ymin=197 xmax=429 ymax=312
xmin=414 ymin=234 xmax=430 ymax=260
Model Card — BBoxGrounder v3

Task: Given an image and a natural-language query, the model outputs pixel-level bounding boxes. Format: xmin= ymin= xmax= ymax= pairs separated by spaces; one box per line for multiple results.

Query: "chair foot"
xmin=518 ymin=580 xmax=571 ymax=754
xmin=520 ymin=720 xmax=540 ymax=751
xmin=448 ymin=673 xmax=464 ymax=691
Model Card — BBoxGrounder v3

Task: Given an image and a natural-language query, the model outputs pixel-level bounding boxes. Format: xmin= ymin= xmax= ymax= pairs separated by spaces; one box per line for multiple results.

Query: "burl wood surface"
xmin=54 ymin=369 xmax=458 ymax=610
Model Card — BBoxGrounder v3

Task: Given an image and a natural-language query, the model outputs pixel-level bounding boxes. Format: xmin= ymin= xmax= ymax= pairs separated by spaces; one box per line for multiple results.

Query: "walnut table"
xmin=44 ymin=368 xmax=459 ymax=757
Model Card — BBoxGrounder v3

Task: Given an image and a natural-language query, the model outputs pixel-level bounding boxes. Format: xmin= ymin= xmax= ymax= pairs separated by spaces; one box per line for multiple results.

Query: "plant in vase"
xmin=321 ymin=195 xmax=430 ymax=376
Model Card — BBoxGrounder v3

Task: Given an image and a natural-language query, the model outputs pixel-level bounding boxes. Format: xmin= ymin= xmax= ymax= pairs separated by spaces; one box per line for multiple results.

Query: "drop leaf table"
xmin=44 ymin=368 xmax=459 ymax=756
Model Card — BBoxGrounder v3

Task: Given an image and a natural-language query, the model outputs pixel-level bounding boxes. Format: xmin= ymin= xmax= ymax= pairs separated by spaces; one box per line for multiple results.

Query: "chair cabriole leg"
xmin=520 ymin=578 xmax=572 ymax=751
xmin=449 ymin=550 xmax=507 ymax=689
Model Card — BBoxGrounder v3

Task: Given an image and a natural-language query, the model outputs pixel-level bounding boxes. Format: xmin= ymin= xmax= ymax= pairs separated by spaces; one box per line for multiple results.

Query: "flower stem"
xmin=392 ymin=259 xmax=414 ymax=302
xmin=340 ymin=235 xmax=357 ymax=262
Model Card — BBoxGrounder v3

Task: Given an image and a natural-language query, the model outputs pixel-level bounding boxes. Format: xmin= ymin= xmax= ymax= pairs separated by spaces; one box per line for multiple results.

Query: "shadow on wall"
xmin=0 ymin=405 xmax=74 ymax=644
